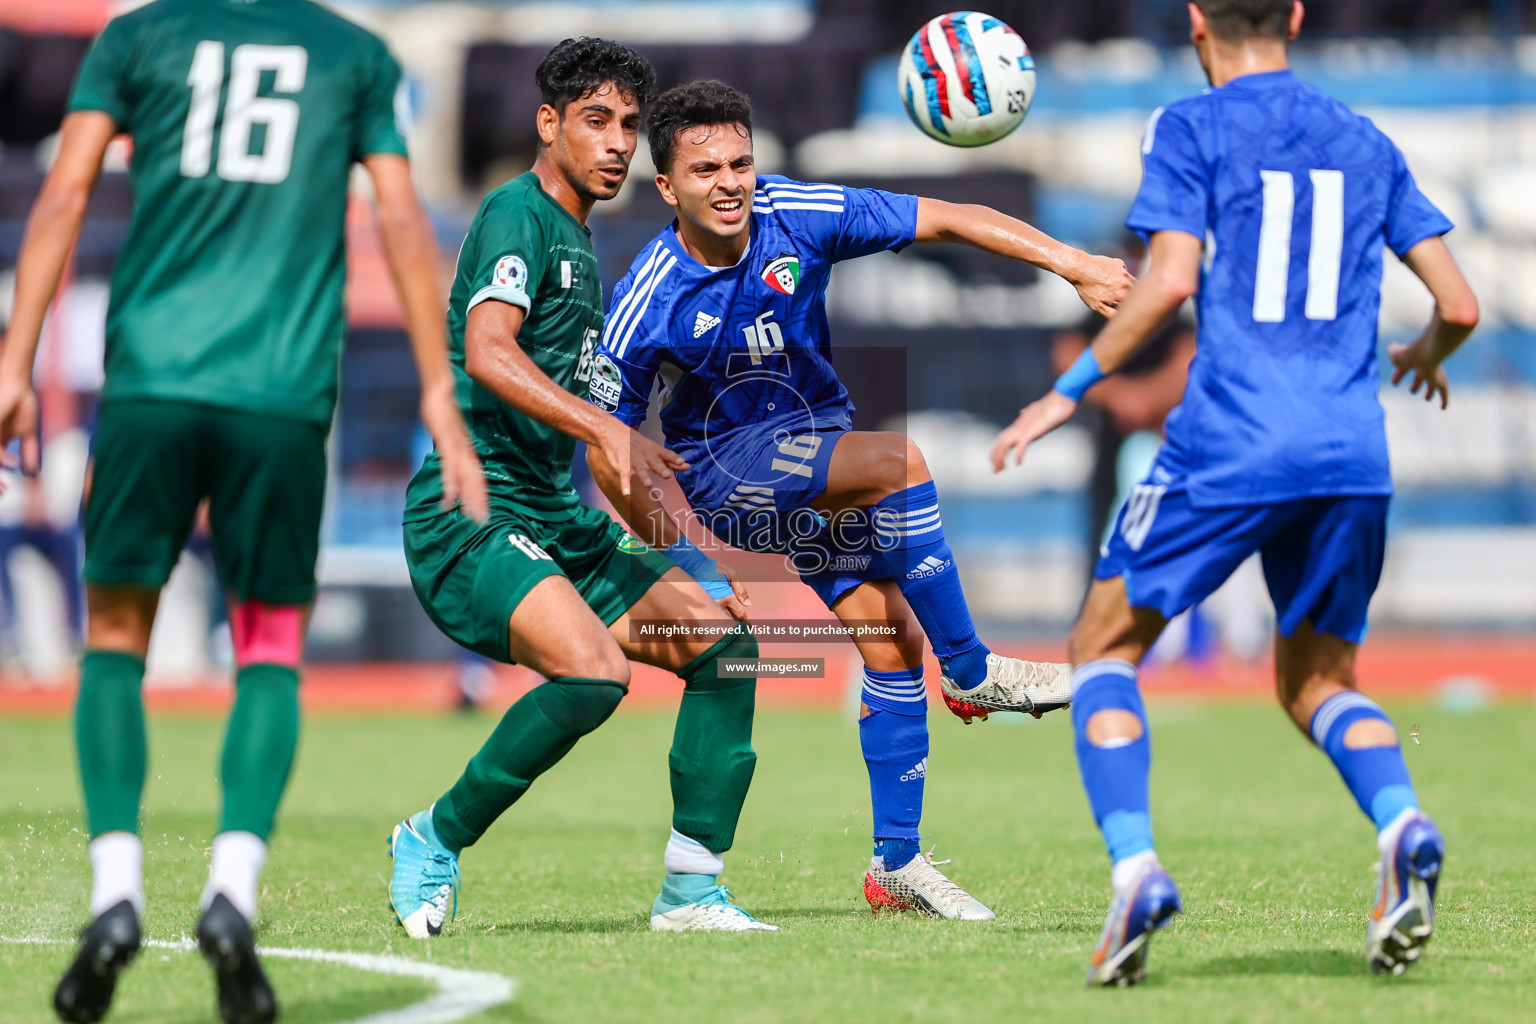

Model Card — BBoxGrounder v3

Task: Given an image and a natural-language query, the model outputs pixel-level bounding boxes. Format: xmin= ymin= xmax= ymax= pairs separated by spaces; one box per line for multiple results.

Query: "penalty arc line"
xmin=1 ymin=936 xmax=516 ymax=1024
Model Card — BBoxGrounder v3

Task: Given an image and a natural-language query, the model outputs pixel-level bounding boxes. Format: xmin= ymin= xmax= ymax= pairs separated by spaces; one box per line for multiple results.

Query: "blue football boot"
xmin=1086 ymin=861 xmax=1182 ymax=987
xmin=1367 ymin=811 xmax=1444 ymax=975
xmin=387 ymin=808 xmax=460 ymax=938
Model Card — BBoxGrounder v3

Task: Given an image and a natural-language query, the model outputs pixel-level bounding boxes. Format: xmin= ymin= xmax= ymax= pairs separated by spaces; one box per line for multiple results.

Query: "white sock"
xmin=202 ymin=831 xmax=267 ymax=923
xmin=1377 ymin=807 xmax=1419 ymax=859
xmin=89 ymin=832 xmax=145 ymax=917
xmin=1111 ymin=849 xmax=1160 ymax=892
xmin=663 ymin=828 xmax=724 ymax=876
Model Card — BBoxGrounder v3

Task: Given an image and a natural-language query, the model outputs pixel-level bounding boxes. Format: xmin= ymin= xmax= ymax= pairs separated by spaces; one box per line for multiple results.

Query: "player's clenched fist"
xmin=1069 ymin=253 xmax=1136 ymax=318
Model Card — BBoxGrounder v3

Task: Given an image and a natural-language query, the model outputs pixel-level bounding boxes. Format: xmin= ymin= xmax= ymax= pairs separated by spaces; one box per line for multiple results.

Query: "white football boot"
xmin=650 ymin=883 xmax=779 ymax=932
xmin=863 ymin=849 xmax=996 ymax=920
xmin=940 ymin=653 xmax=1074 ymax=723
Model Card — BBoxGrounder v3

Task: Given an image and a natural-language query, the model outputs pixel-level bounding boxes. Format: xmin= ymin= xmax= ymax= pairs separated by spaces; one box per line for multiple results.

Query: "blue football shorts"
xmin=1095 ymin=461 xmax=1389 ymax=644
xmin=686 ymin=427 xmax=890 ymax=608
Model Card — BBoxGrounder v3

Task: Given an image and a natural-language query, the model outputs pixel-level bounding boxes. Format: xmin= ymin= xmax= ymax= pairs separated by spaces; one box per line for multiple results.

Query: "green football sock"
xmin=432 ymin=677 xmax=626 ymax=854
xmin=218 ymin=664 xmax=301 ymax=840
xmin=670 ymin=626 xmax=758 ymax=854
xmin=76 ymin=650 xmax=148 ymax=837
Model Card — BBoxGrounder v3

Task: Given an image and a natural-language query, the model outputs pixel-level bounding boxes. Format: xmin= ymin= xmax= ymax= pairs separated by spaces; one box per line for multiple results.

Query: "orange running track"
xmin=1 ymin=634 xmax=1531 ymax=716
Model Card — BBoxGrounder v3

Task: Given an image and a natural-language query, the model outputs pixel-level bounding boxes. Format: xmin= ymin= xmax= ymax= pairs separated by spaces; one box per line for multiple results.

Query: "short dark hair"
xmin=647 ymin=80 xmax=754 ymax=173
xmin=1195 ymin=0 xmax=1295 ymax=41
xmin=535 ymin=37 xmax=657 ymax=113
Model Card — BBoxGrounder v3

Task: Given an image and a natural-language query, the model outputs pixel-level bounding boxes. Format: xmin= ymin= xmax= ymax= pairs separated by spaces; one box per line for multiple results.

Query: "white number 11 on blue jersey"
xmin=1253 ymin=169 xmax=1344 ymax=323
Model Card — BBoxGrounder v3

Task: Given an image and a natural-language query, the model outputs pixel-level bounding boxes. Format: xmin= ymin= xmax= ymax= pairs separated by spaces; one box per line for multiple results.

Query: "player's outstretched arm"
xmin=913 ymin=197 xmax=1134 ymax=316
xmin=990 ymin=230 xmax=1202 ymax=472
xmin=1389 ymin=236 xmax=1480 ymax=410
xmin=364 ymin=154 xmax=489 ymax=522
xmin=464 ymin=301 xmax=687 ymax=496
xmin=0 ymin=111 xmax=115 ymax=483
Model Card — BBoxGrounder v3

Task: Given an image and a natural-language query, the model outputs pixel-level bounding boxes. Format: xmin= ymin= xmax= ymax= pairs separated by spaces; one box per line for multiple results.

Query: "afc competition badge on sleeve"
xmin=493 ymin=254 xmax=529 ymax=293
xmin=589 ymin=352 xmax=624 ymax=412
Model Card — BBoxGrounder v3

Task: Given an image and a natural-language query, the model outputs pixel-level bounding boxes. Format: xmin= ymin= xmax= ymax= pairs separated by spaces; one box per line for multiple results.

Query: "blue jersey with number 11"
xmin=588 ymin=176 xmax=918 ymax=512
xmin=1129 ymin=69 xmax=1453 ymax=508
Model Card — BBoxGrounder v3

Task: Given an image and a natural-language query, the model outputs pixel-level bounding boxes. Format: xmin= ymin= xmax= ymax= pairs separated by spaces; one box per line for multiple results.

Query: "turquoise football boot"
xmin=387 ymin=808 xmax=460 ymax=938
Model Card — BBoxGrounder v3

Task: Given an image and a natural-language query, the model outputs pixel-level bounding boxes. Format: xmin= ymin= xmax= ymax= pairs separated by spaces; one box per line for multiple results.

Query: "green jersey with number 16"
xmin=66 ymin=0 xmax=408 ymax=424
xmin=423 ymin=172 xmax=604 ymax=520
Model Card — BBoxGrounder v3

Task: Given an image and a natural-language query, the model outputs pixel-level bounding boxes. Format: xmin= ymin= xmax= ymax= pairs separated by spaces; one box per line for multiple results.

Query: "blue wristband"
xmin=1052 ymin=348 xmax=1105 ymax=402
xmin=699 ymin=576 xmax=735 ymax=600
xmin=664 ymin=537 xmax=729 ymax=594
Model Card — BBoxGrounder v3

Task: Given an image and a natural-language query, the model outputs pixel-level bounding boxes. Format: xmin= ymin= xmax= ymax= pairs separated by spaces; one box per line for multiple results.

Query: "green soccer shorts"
xmin=403 ymin=472 xmax=676 ymax=663
xmin=84 ymin=399 xmax=328 ymax=605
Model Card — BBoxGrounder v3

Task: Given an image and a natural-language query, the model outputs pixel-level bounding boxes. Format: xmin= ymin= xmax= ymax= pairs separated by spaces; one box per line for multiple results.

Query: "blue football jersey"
xmin=590 ymin=175 xmax=918 ymax=511
xmin=1128 ymin=69 xmax=1453 ymax=508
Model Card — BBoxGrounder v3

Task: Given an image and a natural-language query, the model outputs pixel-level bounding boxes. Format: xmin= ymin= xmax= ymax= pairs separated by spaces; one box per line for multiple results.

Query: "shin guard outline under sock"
xmin=1072 ymin=659 xmax=1155 ymax=864
xmin=76 ymin=651 xmax=148 ymax=837
xmin=433 ymin=676 xmax=626 ymax=853
xmin=869 ymin=482 xmax=989 ymax=686
xmin=859 ymin=667 xmax=927 ymax=867
xmin=670 ymin=626 xmax=759 ymax=854
xmin=1309 ymin=691 xmax=1419 ymax=832
xmin=219 ymin=664 xmax=300 ymax=839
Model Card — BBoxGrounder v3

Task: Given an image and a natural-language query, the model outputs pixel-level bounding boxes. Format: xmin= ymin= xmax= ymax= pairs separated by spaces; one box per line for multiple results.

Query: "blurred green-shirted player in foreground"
xmin=386 ymin=38 xmax=775 ymax=938
xmin=0 ymin=1 xmax=487 ymax=1021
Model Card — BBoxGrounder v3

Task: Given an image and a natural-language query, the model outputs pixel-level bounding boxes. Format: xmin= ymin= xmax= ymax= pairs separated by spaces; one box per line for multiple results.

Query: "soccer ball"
xmin=898 ymin=11 xmax=1036 ymax=147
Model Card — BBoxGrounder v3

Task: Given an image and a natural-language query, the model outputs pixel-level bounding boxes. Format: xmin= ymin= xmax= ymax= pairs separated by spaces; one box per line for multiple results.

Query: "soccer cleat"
xmin=387 ymin=810 xmax=460 ymax=938
xmin=53 ymin=900 xmax=141 ymax=1024
xmin=650 ymin=884 xmax=779 ymax=932
xmin=939 ymin=654 xmax=1074 ymax=723
xmin=196 ymin=894 xmax=277 ymax=1024
xmin=1086 ymin=861 xmax=1182 ymax=987
xmin=1367 ymin=812 xmax=1444 ymax=976
xmin=863 ymin=849 xmax=995 ymax=920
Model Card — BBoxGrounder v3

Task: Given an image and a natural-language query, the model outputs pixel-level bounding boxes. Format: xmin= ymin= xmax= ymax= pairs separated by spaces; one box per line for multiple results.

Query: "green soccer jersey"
xmin=67 ymin=0 xmax=408 ymax=424
xmin=433 ymin=172 xmax=605 ymax=519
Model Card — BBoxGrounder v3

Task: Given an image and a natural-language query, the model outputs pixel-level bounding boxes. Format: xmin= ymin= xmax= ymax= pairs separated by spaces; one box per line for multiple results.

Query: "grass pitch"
xmin=1 ymin=698 xmax=1533 ymax=1023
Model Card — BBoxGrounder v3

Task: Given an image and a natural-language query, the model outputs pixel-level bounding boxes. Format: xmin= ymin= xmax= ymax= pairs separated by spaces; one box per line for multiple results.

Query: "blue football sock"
xmin=874 ymin=838 xmax=922 ymax=872
xmin=1309 ymin=692 xmax=1418 ymax=832
xmin=859 ymin=667 xmax=927 ymax=870
xmin=870 ymin=482 xmax=989 ymax=688
xmin=1072 ymin=659 xmax=1155 ymax=865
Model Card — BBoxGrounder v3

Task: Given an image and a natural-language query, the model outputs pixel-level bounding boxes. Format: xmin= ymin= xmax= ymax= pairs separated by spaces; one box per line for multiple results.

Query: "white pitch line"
xmin=2 ymin=936 xmax=515 ymax=1024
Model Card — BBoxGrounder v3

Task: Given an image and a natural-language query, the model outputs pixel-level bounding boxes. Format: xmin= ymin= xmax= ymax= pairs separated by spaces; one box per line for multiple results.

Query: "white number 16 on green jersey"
xmin=181 ymin=41 xmax=307 ymax=184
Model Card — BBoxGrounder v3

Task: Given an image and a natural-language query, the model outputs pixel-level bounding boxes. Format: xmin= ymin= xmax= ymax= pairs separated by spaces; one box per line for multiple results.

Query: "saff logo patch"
xmin=761 ymin=253 xmax=800 ymax=295
xmin=493 ymin=254 xmax=528 ymax=291
xmin=588 ymin=352 xmax=623 ymax=412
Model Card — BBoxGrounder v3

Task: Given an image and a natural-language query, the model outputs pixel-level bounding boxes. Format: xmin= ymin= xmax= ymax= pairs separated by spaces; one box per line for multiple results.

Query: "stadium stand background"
xmin=3 ymin=0 xmax=1536 ymax=672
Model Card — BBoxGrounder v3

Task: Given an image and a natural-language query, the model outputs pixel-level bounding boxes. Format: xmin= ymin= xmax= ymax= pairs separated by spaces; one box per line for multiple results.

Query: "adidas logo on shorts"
xmin=900 ymin=757 xmax=927 ymax=783
xmin=906 ymin=555 xmax=952 ymax=580
xmin=693 ymin=311 xmax=722 ymax=338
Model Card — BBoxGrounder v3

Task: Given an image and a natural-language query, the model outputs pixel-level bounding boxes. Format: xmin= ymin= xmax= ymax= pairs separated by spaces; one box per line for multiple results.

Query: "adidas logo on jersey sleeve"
xmin=693 ymin=311 xmax=722 ymax=338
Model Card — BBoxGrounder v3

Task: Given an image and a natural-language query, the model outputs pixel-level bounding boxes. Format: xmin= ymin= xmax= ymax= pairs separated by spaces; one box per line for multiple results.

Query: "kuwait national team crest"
xmin=761 ymin=253 xmax=800 ymax=295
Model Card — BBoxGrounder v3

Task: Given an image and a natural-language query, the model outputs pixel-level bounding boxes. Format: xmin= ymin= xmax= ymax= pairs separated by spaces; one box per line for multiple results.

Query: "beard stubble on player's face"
xmin=548 ymin=83 xmax=639 ymax=204
xmin=662 ymin=124 xmax=756 ymax=246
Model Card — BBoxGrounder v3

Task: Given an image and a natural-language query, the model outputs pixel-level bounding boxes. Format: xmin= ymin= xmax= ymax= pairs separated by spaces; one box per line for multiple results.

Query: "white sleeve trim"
xmin=1141 ymin=106 xmax=1167 ymax=156
xmin=467 ymin=284 xmax=532 ymax=313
